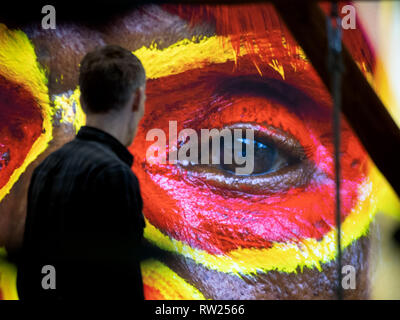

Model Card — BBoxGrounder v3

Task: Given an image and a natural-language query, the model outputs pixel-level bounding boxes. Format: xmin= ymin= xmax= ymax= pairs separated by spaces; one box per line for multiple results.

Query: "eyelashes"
xmin=175 ymin=123 xmax=317 ymax=195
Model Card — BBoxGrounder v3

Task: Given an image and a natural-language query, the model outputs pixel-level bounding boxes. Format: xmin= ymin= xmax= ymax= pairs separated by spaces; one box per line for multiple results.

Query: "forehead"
xmin=20 ymin=5 xmax=215 ymax=94
xmin=19 ymin=3 xmax=373 ymax=97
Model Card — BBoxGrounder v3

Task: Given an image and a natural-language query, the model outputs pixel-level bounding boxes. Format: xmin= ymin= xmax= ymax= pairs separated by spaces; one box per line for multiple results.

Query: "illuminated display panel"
xmin=0 ymin=3 xmax=399 ymax=300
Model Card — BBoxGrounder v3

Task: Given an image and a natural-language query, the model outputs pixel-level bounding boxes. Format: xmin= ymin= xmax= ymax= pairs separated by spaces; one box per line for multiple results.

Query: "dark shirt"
xmin=16 ymin=126 xmax=145 ymax=300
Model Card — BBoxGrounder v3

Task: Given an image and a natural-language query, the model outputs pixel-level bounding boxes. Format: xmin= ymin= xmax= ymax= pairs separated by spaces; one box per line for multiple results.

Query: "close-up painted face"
xmin=129 ymin=4 xmax=376 ymax=300
xmin=0 ymin=3 xmax=399 ymax=300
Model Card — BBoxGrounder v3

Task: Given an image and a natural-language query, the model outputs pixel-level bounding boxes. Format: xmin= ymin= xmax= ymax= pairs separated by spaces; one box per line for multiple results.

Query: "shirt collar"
xmin=76 ymin=126 xmax=134 ymax=166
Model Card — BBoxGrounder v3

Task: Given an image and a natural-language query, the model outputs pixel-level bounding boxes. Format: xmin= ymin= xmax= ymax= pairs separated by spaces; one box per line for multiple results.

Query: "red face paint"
xmin=129 ymin=35 xmax=369 ymax=255
xmin=0 ymin=77 xmax=43 ymax=190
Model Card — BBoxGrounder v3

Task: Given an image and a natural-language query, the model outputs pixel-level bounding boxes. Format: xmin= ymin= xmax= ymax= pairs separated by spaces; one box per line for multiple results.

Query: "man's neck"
xmin=85 ymin=114 xmax=128 ymax=146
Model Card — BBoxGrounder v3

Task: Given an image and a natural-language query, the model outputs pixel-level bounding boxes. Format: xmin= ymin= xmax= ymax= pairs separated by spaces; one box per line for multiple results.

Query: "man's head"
xmin=79 ymin=45 xmax=146 ymax=145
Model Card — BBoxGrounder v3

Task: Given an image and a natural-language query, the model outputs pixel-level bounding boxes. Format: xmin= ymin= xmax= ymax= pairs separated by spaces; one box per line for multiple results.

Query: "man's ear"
xmin=132 ymin=86 xmax=145 ymax=112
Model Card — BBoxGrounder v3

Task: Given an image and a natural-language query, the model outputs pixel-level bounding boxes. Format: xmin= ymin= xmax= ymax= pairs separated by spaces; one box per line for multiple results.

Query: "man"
xmin=16 ymin=45 xmax=147 ymax=300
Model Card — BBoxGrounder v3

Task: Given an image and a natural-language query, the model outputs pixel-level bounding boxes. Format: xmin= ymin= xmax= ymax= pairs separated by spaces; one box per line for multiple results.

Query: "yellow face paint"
xmin=53 ymin=88 xmax=86 ymax=133
xmin=0 ymin=248 xmax=18 ymax=300
xmin=141 ymin=259 xmax=205 ymax=300
xmin=133 ymin=35 xmax=308 ymax=80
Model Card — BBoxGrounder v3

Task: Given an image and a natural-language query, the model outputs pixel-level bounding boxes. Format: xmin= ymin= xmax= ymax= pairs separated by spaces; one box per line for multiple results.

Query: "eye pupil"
xmin=219 ymin=137 xmax=278 ymax=175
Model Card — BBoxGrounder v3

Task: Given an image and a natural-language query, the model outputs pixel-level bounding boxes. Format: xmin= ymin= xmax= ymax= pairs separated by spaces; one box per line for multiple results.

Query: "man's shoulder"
xmin=65 ymin=137 xmax=123 ymax=164
xmin=96 ymin=161 xmax=138 ymax=184
xmin=36 ymin=137 xmax=127 ymax=173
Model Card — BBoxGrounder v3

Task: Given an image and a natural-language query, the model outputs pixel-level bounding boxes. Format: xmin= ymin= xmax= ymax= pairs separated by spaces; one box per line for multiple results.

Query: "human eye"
xmin=167 ymin=73 xmax=324 ymax=196
xmin=177 ymin=122 xmax=314 ymax=195
xmin=219 ymin=130 xmax=293 ymax=176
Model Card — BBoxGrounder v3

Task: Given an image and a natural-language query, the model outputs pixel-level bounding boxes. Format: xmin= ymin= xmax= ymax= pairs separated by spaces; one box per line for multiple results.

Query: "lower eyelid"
xmin=178 ymin=160 xmax=317 ymax=196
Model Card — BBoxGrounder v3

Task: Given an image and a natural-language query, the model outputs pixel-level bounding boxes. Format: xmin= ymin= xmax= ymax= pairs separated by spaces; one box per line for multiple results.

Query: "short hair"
xmin=79 ymin=45 xmax=146 ymax=114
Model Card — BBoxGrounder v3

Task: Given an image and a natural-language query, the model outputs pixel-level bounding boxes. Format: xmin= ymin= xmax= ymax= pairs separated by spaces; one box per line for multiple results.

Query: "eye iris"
xmin=220 ymin=138 xmax=277 ymax=175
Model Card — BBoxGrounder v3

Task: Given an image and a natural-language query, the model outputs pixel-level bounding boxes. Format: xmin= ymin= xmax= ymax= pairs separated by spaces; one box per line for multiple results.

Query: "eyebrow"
xmin=213 ymin=75 xmax=328 ymax=117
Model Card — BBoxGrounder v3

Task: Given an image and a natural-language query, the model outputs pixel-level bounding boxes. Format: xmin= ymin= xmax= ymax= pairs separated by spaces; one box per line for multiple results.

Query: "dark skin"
xmin=0 ymin=5 xmax=374 ymax=299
